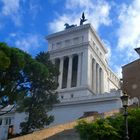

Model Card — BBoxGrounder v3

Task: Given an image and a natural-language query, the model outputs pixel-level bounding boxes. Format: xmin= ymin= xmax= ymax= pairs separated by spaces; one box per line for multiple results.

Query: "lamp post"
xmin=121 ymin=92 xmax=129 ymax=140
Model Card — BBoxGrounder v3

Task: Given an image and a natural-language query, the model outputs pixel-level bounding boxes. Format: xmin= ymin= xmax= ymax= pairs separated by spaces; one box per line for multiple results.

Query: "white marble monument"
xmin=0 ymin=24 xmax=124 ymax=139
xmin=46 ymin=23 xmax=121 ymax=126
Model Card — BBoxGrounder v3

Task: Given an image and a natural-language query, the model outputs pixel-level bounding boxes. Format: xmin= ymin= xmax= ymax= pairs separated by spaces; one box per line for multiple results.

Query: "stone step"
xmin=46 ymin=129 xmax=80 ymax=140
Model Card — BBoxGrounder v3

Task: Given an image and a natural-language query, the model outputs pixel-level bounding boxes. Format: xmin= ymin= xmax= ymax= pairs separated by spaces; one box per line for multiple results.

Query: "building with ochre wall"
xmin=122 ymin=48 xmax=140 ymax=102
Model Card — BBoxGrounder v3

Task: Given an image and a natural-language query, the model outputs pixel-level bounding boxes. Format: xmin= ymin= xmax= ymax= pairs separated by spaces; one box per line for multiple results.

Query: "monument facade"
xmin=46 ymin=23 xmax=121 ymax=125
xmin=47 ymin=24 xmax=120 ymax=99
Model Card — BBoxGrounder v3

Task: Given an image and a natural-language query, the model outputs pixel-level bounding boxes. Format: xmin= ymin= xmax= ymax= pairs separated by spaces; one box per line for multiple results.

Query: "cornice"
xmin=57 ymin=86 xmax=88 ymax=93
xmin=49 ymin=42 xmax=88 ymax=58
xmin=54 ymin=93 xmax=121 ymax=107
xmin=46 ymin=23 xmax=108 ymax=55
xmin=88 ymin=24 xmax=108 ymax=54
xmin=46 ymin=24 xmax=91 ymax=40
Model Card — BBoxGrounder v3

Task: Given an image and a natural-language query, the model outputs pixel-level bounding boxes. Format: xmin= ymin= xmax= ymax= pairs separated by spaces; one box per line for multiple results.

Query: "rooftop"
xmin=46 ymin=23 xmax=108 ymax=53
xmin=135 ymin=47 xmax=140 ymax=56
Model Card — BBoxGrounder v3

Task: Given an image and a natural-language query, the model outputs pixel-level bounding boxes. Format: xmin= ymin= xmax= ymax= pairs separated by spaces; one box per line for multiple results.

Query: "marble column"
xmin=99 ymin=68 xmax=102 ymax=93
xmin=96 ymin=63 xmax=99 ymax=94
xmin=93 ymin=60 xmax=96 ymax=93
xmin=97 ymin=65 xmax=100 ymax=94
xmin=89 ymin=55 xmax=92 ymax=89
xmin=81 ymin=50 xmax=88 ymax=86
xmin=58 ymin=57 xmax=64 ymax=89
xmin=77 ymin=53 xmax=82 ymax=87
xmin=67 ymin=55 xmax=73 ymax=88
xmin=100 ymin=68 xmax=104 ymax=93
xmin=92 ymin=58 xmax=96 ymax=93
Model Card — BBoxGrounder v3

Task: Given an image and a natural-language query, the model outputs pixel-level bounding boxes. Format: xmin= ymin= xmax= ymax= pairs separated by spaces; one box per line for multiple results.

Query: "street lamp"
xmin=121 ymin=92 xmax=129 ymax=140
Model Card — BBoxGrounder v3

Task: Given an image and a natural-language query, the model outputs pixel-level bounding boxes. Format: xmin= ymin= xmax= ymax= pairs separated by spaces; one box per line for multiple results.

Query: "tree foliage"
xmin=0 ymin=42 xmax=29 ymax=109
xmin=76 ymin=118 xmax=120 ymax=140
xmin=76 ymin=108 xmax=140 ymax=140
xmin=18 ymin=52 xmax=59 ymax=134
xmin=127 ymin=108 xmax=140 ymax=140
xmin=0 ymin=42 xmax=59 ymax=133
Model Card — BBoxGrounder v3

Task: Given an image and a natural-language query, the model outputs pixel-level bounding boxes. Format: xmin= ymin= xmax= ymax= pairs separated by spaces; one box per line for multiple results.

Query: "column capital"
xmin=77 ymin=52 xmax=82 ymax=56
xmin=68 ymin=54 xmax=73 ymax=59
xmin=59 ymin=56 xmax=64 ymax=60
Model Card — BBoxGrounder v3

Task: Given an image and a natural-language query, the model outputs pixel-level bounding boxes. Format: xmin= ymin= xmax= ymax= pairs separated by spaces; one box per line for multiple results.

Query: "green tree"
xmin=127 ymin=108 xmax=140 ymax=140
xmin=0 ymin=43 xmax=59 ymax=133
xmin=0 ymin=42 xmax=29 ymax=114
xmin=18 ymin=52 xmax=59 ymax=134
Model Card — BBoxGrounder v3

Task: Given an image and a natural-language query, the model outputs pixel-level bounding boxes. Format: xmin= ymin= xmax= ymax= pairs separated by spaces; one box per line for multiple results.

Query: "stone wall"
xmin=10 ymin=109 xmax=119 ymax=140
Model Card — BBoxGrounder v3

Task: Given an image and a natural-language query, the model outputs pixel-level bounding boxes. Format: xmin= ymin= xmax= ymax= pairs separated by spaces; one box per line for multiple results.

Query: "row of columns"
xmin=57 ymin=53 xmax=82 ymax=89
xmin=91 ymin=58 xmax=104 ymax=94
xmin=54 ymin=52 xmax=104 ymax=94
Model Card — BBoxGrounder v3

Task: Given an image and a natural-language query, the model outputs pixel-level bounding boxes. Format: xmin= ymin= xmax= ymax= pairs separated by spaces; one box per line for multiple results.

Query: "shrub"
xmin=128 ymin=108 xmax=140 ymax=140
xmin=76 ymin=118 xmax=121 ymax=140
xmin=76 ymin=108 xmax=140 ymax=140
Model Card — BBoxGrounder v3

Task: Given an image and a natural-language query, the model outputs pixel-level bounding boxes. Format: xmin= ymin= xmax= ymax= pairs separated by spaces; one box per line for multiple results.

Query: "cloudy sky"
xmin=0 ymin=0 xmax=140 ymax=77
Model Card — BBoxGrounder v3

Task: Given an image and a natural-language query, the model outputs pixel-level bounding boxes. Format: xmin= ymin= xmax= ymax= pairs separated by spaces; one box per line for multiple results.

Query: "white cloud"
xmin=15 ymin=34 xmax=41 ymax=53
xmin=117 ymin=0 xmax=140 ymax=62
xmin=65 ymin=0 xmax=93 ymax=9
xmin=1 ymin=0 xmax=19 ymax=15
xmin=29 ymin=0 xmax=42 ymax=20
xmin=113 ymin=65 xmax=122 ymax=78
xmin=1 ymin=0 xmax=22 ymax=26
xmin=9 ymin=33 xmax=17 ymax=37
xmin=49 ymin=14 xmax=79 ymax=32
xmin=49 ymin=0 xmax=111 ymax=32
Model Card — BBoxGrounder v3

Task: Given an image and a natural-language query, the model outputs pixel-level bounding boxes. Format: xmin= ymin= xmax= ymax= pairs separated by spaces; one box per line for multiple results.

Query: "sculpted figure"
xmin=64 ymin=23 xmax=77 ymax=29
xmin=80 ymin=12 xmax=87 ymax=25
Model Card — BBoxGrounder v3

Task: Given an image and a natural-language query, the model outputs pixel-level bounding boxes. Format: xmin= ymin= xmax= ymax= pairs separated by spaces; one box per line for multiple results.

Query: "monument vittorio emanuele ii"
xmin=0 ymin=15 xmax=122 ymax=140
xmin=46 ymin=15 xmax=121 ymax=126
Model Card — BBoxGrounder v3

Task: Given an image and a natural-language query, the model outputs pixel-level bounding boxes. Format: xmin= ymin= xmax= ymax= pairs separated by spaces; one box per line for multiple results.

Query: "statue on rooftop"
xmin=64 ymin=23 xmax=77 ymax=29
xmin=80 ymin=12 xmax=87 ymax=25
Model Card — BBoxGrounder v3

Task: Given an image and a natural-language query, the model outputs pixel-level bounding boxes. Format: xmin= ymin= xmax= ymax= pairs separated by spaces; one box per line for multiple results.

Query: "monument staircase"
xmin=10 ymin=109 xmax=119 ymax=140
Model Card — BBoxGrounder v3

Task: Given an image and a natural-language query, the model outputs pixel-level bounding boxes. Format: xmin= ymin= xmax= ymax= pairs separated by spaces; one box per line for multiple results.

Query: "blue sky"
xmin=0 ymin=0 xmax=140 ymax=77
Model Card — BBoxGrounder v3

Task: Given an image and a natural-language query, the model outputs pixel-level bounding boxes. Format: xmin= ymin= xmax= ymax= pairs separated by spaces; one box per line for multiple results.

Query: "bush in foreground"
xmin=76 ymin=108 xmax=140 ymax=140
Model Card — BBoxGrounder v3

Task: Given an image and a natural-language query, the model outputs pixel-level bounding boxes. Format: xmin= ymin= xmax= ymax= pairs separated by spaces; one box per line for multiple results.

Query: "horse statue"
xmin=80 ymin=12 xmax=87 ymax=25
xmin=64 ymin=23 xmax=77 ymax=29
